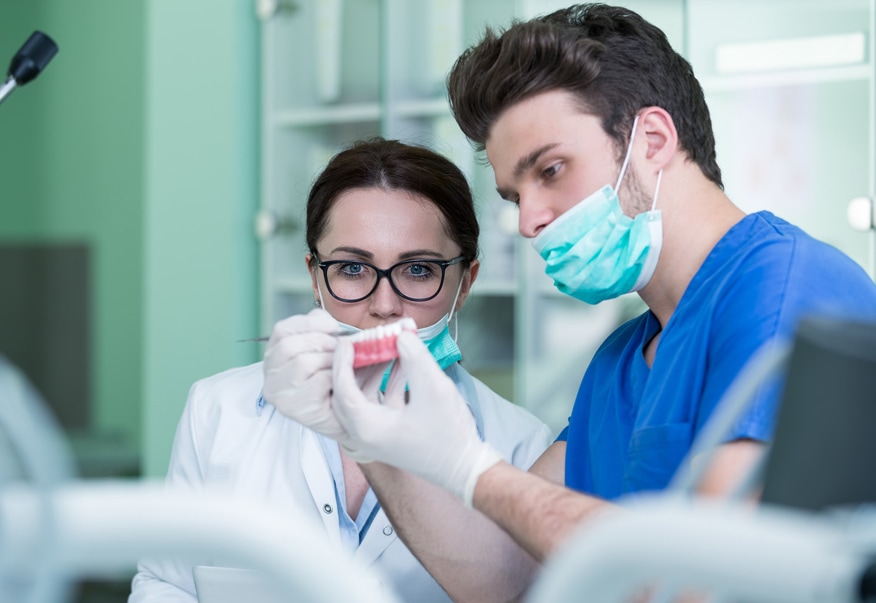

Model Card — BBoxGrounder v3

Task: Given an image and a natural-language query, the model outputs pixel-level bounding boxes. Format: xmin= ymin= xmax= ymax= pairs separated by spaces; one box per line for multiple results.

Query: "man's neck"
xmin=639 ymin=178 xmax=745 ymax=329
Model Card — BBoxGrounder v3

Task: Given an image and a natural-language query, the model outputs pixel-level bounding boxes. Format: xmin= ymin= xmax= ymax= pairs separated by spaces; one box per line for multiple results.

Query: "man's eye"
xmin=542 ymin=163 xmax=561 ymax=179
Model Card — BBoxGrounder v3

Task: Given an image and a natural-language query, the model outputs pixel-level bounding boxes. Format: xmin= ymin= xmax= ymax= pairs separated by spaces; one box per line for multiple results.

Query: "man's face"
xmin=485 ymin=89 xmax=624 ymax=239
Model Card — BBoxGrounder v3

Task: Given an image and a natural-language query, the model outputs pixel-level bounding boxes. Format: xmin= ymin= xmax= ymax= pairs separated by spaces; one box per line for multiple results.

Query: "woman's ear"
xmin=639 ymin=106 xmax=679 ymax=172
xmin=305 ymin=254 xmax=320 ymax=305
xmin=455 ymin=259 xmax=480 ymax=311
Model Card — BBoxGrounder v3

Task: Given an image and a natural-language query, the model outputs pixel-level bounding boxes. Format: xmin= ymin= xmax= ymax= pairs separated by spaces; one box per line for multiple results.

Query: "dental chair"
xmin=0 ymin=355 xmax=398 ymax=603
xmin=527 ymin=315 xmax=876 ymax=603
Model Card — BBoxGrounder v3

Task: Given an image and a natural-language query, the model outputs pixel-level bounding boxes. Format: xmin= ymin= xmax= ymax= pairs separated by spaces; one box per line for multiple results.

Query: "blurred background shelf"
xmin=259 ymin=0 xmax=875 ymax=437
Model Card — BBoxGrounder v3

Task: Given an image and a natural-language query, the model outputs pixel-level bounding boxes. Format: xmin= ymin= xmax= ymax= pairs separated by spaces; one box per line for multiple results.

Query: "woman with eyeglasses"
xmin=129 ymin=138 xmax=551 ymax=603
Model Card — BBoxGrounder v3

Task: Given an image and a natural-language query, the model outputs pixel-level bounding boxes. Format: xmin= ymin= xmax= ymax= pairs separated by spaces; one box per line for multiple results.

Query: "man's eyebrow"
xmin=513 ymin=143 xmax=560 ymax=179
xmin=496 ymin=143 xmax=561 ymax=201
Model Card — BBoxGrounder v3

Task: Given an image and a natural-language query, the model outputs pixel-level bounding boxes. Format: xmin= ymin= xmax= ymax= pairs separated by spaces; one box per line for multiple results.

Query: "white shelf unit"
xmin=258 ymin=0 xmax=875 ymax=435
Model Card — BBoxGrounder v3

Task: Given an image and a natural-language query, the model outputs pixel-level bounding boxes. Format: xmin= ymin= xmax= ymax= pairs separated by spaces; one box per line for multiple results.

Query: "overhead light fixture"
xmin=715 ymin=32 xmax=866 ymax=75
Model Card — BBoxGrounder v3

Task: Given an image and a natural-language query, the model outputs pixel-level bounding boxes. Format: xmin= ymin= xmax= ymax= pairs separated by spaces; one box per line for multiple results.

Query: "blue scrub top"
xmin=559 ymin=211 xmax=876 ymax=500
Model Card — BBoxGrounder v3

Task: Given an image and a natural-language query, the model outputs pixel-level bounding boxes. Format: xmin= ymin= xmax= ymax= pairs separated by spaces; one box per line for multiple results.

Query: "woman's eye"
xmin=405 ymin=263 xmax=435 ymax=278
xmin=339 ymin=263 xmax=364 ymax=276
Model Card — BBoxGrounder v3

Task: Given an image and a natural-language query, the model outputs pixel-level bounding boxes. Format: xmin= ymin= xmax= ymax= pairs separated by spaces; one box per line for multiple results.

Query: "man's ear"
xmin=639 ymin=106 xmax=679 ymax=171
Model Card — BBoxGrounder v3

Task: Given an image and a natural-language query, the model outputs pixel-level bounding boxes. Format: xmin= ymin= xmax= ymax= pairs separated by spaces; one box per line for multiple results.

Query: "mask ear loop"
xmin=315 ymin=273 xmax=363 ymax=334
xmin=448 ymin=270 xmax=466 ymax=342
xmin=314 ymin=267 xmax=326 ymax=308
xmin=651 ymin=169 xmax=664 ymax=212
xmin=614 ymin=114 xmax=641 ymax=191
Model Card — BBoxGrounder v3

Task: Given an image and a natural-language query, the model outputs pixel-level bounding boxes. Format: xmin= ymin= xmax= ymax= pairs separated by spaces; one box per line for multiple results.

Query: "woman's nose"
xmin=368 ymin=276 xmax=403 ymax=317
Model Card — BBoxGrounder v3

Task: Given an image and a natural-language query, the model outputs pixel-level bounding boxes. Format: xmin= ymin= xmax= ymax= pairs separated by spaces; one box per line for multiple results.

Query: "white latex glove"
xmin=331 ymin=330 xmax=503 ymax=507
xmin=262 ymin=308 xmax=345 ymax=439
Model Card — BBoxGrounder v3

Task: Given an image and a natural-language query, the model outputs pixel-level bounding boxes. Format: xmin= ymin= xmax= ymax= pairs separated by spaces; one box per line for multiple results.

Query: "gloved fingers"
xmin=262 ymin=350 xmax=335 ymax=408
xmin=332 ymin=339 xmax=393 ymax=431
xmin=355 ymin=359 xmax=392 ymax=401
xmin=264 ymin=332 xmax=338 ymax=370
xmin=332 ymin=339 xmax=367 ymax=412
xmin=268 ymin=308 xmax=339 ymax=339
xmin=263 ymin=309 xmax=340 ymax=367
xmin=293 ymin=367 xmax=334 ymax=404
xmin=265 ymin=365 xmax=330 ymax=409
xmin=263 ymin=354 xmax=334 ymax=394
xmin=263 ymin=318 xmax=341 ymax=395
xmin=381 ymin=361 xmax=407 ymax=409
xmin=395 ymin=331 xmax=455 ymax=395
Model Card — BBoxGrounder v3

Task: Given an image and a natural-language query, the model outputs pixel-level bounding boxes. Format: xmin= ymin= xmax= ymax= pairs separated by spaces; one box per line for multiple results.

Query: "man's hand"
xmin=262 ymin=309 xmax=346 ymax=439
xmin=331 ymin=331 xmax=502 ymax=506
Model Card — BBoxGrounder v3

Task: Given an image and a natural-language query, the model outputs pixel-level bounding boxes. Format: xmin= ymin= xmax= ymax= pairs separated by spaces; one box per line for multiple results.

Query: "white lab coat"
xmin=129 ymin=361 xmax=551 ymax=603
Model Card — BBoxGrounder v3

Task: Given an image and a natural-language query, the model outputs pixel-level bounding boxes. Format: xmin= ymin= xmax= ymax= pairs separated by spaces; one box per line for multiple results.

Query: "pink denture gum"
xmin=351 ymin=317 xmax=417 ymax=368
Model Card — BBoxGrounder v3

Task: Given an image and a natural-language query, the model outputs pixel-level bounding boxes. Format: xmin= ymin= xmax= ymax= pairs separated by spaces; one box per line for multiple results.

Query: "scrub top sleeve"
xmin=555 ymin=425 xmax=569 ymax=442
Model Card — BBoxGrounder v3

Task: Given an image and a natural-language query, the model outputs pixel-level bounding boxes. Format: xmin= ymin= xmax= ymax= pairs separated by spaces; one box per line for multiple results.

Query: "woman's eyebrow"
xmin=325 ymin=247 xmax=447 ymax=262
xmin=397 ymin=249 xmax=445 ymax=260
xmin=326 ymin=246 xmax=373 ymax=259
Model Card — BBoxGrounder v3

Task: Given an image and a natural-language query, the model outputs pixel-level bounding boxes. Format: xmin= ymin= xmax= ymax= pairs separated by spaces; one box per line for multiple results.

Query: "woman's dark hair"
xmin=447 ymin=3 xmax=723 ymax=188
xmin=306 ymin=138 xmax=480 ymax=265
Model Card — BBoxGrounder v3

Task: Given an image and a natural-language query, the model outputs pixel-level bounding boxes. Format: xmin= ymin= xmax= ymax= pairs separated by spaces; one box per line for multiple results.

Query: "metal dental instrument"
xmin=236 ymin=331 xmax=356 ymax=343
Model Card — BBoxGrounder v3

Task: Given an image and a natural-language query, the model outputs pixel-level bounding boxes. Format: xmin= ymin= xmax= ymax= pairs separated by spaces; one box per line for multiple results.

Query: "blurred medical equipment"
xmin=4 ymin=305 xmax=876 ymax=603
xmin=0 ymin=355 xmax=397 ymax=603
xmin=530 ymin=314 xmax=876 ymax=602
xmin=0 ymin=31 xmax=58 ymax=106
xmin=759 ymin=316 xmax=876 ymax=511
xmin=528 ymin=495 xmax=876 ymax=603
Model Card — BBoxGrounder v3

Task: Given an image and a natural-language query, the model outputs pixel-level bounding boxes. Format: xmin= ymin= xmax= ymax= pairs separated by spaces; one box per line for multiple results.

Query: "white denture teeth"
xmin=350 ymin=318 xmax=417 ymax=368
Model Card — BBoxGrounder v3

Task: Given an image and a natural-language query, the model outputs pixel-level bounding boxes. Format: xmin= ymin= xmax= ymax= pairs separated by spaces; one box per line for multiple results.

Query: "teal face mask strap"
xmin=447 ymin=270 xmax=466 ymax=342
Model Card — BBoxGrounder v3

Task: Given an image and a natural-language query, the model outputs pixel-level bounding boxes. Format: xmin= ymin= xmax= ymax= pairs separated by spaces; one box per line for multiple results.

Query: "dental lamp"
xmin=0 ymin=31 xmax=58 ymax=107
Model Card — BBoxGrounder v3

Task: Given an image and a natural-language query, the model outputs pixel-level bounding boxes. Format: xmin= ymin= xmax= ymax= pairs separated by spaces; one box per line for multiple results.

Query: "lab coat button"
xmin=323 ymin=503 xmax=333 ymax=514
xmin=383 ymin=525 xmax=393 ymax=536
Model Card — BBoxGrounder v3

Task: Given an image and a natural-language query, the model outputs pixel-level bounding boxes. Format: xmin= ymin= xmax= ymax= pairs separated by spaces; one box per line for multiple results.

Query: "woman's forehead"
xmin=320 ymin=187 xmax=452 ymax=257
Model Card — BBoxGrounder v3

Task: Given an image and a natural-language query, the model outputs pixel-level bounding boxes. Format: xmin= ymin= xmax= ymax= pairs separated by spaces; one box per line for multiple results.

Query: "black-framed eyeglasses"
xmin=317 ymin=256 xmax=465 ymax=303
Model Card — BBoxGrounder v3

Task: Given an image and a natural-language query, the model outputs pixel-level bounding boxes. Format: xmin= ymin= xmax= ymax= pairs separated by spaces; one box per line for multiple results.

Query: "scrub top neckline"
xmin=657 ymin=211 xmax=775 ymax=347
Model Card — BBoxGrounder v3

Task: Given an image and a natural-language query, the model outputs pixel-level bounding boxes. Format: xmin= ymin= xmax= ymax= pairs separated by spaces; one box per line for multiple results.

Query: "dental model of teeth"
xmin=350 ymin=317 xmax=417 ymax=368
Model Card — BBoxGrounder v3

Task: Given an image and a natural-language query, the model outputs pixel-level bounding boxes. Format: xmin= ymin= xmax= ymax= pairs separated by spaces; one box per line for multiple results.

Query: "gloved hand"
xmin=262 ymin=308 xmax=346 ymax=439
xmin=331 ymin=330 xmax=503 ymax=507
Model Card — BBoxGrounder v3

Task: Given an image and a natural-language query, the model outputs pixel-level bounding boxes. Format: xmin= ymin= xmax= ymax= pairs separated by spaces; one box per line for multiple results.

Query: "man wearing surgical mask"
xmin=284 ymin=5 xmax=876 ymax=603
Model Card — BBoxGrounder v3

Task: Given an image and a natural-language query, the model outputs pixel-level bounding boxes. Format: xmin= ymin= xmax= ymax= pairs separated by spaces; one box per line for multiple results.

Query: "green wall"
xmin=142 ymin=0 xmax=259 ymax=477
xmin=0 ymin=0 xmax=260 ymax=478
xmin=0 ymin=1 xmax=146 ymax=450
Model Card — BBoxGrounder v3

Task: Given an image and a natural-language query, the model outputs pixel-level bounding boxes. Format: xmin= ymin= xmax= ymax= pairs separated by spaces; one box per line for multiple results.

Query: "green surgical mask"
xmin=378 ymin=277 xmax=465 ymax=389
xmin=531 ymin=115 xmax=664 ymax=305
